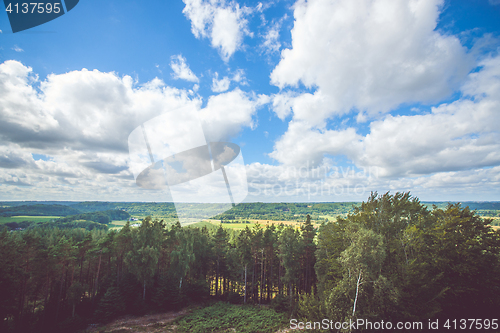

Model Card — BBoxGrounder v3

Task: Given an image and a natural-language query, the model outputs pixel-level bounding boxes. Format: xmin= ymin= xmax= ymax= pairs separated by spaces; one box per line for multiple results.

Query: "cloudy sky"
xmin=0 ymin=0 xmax=499 ymax=202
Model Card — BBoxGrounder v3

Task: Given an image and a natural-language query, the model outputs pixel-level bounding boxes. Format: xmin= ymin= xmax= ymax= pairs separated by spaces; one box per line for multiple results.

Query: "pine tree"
xmin=94 ymin=286 xmax=125 ymax=322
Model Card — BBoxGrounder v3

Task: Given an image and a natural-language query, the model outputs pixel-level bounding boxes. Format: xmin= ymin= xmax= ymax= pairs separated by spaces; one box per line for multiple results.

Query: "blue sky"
xmin=0 ymin=0 xmax=500 ymax=202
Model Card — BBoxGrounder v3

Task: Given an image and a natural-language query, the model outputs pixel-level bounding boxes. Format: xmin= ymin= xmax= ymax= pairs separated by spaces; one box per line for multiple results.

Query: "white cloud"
xmin=170 ymin=54 xmax=199 ymax=82
xmin=244 ymin=159 xmax=500 ymax=202
xmin=211 ymin=72 xmax=231 ymax=92
xmin=231 ymin=68 xmax=246 ymax=84
xmin=270 ymin=0 xmax=473 ymax=125
xmin=263 ymin=0 xmax=500 ymax=200
xmin=269 ymin=54 xmax=500 ymax=180
xmin=182 ymin=0 xmax=252 ymax=61
xmin=211 ymin=69 xmax=247 ymax=92
xmin=199 ymin=88 xmax=269 ymax=142
xmin=12 ymin=45 xmax=23 ymax=52
xmin=0 ymin=60 xmax=267 ymax=200
xmin=261 ymin=21 xmax=281 ymax=54
xmin=269 ymin=120 xmax=363 ymax=167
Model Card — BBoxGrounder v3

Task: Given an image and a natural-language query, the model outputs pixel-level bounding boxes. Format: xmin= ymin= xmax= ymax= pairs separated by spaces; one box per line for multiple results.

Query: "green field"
xmin=190 ymin=218 xmax=323 ymax=230
xmin=0 ymin=216 xmax=60 ymax=224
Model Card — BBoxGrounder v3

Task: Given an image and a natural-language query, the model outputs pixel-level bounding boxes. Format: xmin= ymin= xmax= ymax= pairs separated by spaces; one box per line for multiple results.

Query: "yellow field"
xmin=0 ymin=216 xmax=60 ymax=224
xmin=202 ymin=219 xmax=322 ymax=230
xmin=485 ymin=216 xmax=500 ymax=231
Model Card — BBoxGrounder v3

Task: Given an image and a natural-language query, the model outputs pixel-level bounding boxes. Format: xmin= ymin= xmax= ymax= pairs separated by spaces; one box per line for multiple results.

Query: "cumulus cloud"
xmin=182 ymin=0 xmax=252 ymax=61
xmin=263 ymin=0 xmax=500 ymax=194
xmin=199 ymin=88 xmax=269 ymax=142
xmin=261 ymin=20 xmax=282 ymax=54
xmin=269 ymin=54 xmax=500 ymax=181
xmin=270 ymin=0 xmax=474 ymax=125
xmin=170 ymin=54 xmax=199 ymax=82
xmin=231 ymin=68 xmax=246 ymax=84
xmin=211 ymin=72 xmax=231 ymax=92
xmin=211 ymin=69 xmax=247 ymax=92
xmin=0 ymin=60 xmax=263 ymax=200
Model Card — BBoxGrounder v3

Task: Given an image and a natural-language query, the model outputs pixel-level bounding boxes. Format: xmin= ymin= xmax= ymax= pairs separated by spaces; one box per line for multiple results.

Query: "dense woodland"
xmin=1 ymin=209 xmax=130 ymax=232
xmin=1 ymin=192 xmax=500 ymax=332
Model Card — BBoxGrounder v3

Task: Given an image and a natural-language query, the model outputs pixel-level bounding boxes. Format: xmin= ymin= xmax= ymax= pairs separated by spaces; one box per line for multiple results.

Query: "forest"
xmin=1 ymin=192 xmax=500 ymax=332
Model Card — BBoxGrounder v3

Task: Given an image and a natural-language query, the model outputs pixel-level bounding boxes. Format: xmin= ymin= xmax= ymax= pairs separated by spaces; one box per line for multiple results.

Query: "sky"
xmin=0 ymin=0 xmax=500 ymax=203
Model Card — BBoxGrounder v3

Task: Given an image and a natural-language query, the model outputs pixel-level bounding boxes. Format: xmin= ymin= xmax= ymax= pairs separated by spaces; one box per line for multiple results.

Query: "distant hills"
xmin=0 ymin=204 xmax=80 ymax=217
xmin=1 ymin=200 xmax=498 ymax=219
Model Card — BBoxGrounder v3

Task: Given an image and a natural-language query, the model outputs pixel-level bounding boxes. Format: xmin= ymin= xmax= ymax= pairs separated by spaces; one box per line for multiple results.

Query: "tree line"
xmin=0 ymin=211 xmax=316 ymax=332
xmin=1 ymin=192 xmax=499 ymax=332
xmin=300 ymin=192 xmax=500 ymax=331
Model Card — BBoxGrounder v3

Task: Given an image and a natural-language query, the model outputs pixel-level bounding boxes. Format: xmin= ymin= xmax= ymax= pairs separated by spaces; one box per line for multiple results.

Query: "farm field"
xmin=486 ymin=216 xmax=500 ymax=230
xmin=2 ymin=202 xmax=499 ymax=233
xmin=0 ymin=215 xmax=59 ymax=224
xmin=197 ymin=218 xmax=323 ymax=230
xmin=107 ymin=219 xmax=131 ymax=230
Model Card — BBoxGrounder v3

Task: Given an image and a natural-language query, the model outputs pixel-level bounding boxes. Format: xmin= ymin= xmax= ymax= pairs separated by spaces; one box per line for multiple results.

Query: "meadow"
xmin=0 ymin=215 xmax=60 ymax=224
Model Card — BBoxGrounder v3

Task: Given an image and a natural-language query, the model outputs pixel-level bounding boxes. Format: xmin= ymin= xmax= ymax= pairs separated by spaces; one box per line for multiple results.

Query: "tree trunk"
xmin=79 ymin=255 xmax=84 ymax=283
xmin=244 ymin=264 xmax=247 ymax=304
xmin=305 ymin=248 xmax=309 ymax=293
xmin=143 ymin=279 xmax=146 ymax=300
xmin=352 ymin=270 xmax=362 ymax=317
xmin=92 ymin=251 xmax=102 ymax=304
xmin=260 ymin=249 xmax=264 ymax=304
xmin=56 ymin=263 xmax=67 ymax=321
xmin=268 ymin=251 xmax=273 ymax=302
xmin=252 ymin=255 xmax=256 ymax=302
xmin=278 ymin=264 xmax=282 ymax=295
xmin=216 ymin=255 xmax=219 ymax=297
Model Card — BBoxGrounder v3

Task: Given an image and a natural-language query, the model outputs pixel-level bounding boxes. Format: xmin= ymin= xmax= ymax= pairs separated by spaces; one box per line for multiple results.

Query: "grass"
xmin=0 ymin=216 xmax=60 ymax=224
xmin=174 ymin=302 xmax=287 ymax=333
xmin=109 ymin=220 xmax=129 ymax=226
xmin=92 ymin=303 xmax=287 ymax=333
xmin=188 ymin=220 xmax=218 ymax=229
xmin=199 ymin=219 xmax=322 ymax=230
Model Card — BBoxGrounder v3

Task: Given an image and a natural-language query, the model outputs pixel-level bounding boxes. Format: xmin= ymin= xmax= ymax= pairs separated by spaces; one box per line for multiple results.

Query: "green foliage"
xmin=43 ymin=219 xmax=109 ymax=231
xmin=297 ymin=291 xmax=325 ymax=323
xmin=57 ymin=209 xmax=130 ymax=224
xmin=0 ymin=204 xmax=80 ymax=217
xmin=151 ymin=276 xmax=184 ymax=310
xmin=3 ymin=197 xmax=500 ymax=333
xmin=125 ymin=217 xmax=163 ymax=300
xmin=0 ymin=229 xmax=21 ymax=330
xmin=213 ymin=202 xmax=360 ymax=221
xmin=184 ymin=279 xmax=210 ymax=302
xmin=310 ymin=192 xmax=500 ymax=327
xmin=94 ymin=286 xmax=125 ymax=322
xmin=270 ymin=294 xmax=291 ymax=313
xmin=175 ymin=302 xmax=287 ymax=333
xmin=227 ymin=291 xmax=243 ymax=304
